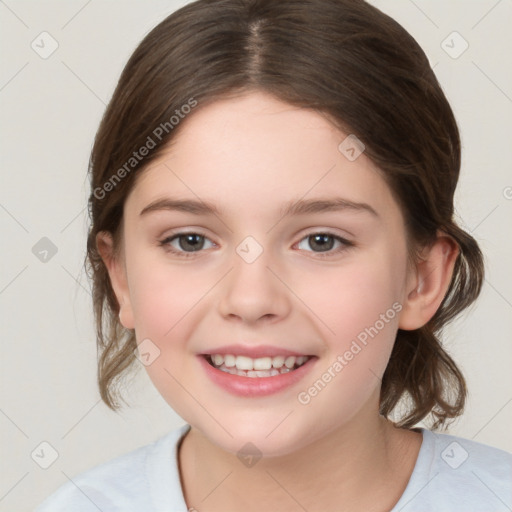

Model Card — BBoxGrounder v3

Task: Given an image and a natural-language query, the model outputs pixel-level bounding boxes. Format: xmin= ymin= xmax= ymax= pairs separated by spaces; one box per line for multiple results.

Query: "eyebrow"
xmin=139 ymin=196 xmax=379 ymax=218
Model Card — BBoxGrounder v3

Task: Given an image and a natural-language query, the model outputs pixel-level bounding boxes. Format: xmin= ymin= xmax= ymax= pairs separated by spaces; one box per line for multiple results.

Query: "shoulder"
xmin=425 ymin=429 xmax=512 ymax=483
xmin=394 ymin=428 xmax=512 ymax=512
xmin=34 ymin=424 xmax=191 ymax=512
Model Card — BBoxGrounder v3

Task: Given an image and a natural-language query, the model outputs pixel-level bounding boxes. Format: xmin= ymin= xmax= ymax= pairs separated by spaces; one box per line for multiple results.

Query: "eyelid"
xmin=158 ymin=228 xmax=354 ymax=258
xmin=158 ymin=229 xmax=216 ymax=258
xmin=294 ymin=230 xmax=354 ymax=258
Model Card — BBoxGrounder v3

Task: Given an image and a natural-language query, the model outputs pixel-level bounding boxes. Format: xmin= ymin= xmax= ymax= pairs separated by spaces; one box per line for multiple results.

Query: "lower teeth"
xmin=220 ymin=367 xmax=290 ymax=377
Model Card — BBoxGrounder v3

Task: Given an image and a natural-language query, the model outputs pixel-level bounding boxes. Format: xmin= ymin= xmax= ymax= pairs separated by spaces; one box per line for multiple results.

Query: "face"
xmin=112 ymin=91 xmax=415 ymax=456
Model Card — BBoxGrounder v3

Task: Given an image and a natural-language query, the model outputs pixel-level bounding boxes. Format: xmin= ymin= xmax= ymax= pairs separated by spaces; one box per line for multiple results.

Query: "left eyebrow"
xmin=139 ymin=196 xmax=379 ymax=218
xmin=279 ymin=197 xmax=379 ymax=218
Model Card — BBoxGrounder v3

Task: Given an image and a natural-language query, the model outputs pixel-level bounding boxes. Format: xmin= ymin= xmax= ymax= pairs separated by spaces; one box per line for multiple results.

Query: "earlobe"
xmin=96 ymin=231 xmax=135 ymax=329
xmin=398 ymin=233 xmax=459 ymax=331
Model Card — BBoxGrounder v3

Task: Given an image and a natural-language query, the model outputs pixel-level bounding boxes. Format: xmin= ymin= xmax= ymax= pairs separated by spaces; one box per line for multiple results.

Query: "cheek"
xmin=125 ymin=248 xmax=222 ymax=387
xmin=126 ymin=255 xmax=213 ymax=417
xmin=127 ymin=249 xmax=209 ymax=340
xmin=306 ymin=257 xmax=403 ymax=340
xmin=291 ymin=275 xmax=402 ymax=433
xmin=296 ymin=252 xmax=405 ymax=391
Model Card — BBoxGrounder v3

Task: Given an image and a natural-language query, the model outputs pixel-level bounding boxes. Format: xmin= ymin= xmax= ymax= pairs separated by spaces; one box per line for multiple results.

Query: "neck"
xmin=178 ymin=396 xmax=421 ymax=512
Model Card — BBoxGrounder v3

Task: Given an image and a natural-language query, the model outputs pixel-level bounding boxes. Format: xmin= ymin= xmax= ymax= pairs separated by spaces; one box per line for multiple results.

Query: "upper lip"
xmin=200 ymin=344 xmax=313 ymax=358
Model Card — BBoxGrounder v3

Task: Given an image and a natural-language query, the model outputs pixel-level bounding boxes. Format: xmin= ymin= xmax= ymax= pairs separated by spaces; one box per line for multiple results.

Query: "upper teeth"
xmin=210 ymin=354 xmax=309 ymax=371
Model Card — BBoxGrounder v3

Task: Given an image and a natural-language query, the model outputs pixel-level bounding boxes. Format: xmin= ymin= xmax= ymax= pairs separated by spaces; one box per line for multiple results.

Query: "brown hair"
xmin=85 ymin=0 xmax=484 ymax=429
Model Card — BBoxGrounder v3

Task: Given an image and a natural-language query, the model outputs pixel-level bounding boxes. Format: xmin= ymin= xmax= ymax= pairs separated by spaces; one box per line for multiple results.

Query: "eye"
xmin=159 ymin=232 xmax=215 ymax=257
xmin=159 ymin=230 xmax=353 ymax=259
xmin=296 ymin=232 xmax=353 ymax=257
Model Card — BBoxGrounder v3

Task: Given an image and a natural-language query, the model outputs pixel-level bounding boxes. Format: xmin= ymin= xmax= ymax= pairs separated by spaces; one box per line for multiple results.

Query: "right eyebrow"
xmin=139 ymin=198 xmax=221 ymax=217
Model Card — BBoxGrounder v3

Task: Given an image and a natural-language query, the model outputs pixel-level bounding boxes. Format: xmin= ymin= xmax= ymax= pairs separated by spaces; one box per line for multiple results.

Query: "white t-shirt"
xmin=35 ymin=423 xmax=512 ymax=512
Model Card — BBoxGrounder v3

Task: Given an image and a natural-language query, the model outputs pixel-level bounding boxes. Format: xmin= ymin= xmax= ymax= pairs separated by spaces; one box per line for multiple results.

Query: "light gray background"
xmin=1 ymin=1 xmax=511 ymax=510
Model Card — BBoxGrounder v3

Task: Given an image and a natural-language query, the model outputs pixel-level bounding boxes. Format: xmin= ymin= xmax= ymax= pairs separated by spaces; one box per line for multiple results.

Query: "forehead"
xmin=125 ymin=91 xmax=401 ymax=225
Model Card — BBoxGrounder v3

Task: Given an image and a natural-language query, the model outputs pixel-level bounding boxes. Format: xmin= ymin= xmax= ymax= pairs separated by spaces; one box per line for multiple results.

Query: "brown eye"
xmin=307 ymin=234 xmax=335 ymax=252
xmin=175 ymin=234 xmax=206 ymax=252
xmin=297 ymin=232 xmax=353 ymax=256
xmin=159 ymin=232 xmax=215 ymax=257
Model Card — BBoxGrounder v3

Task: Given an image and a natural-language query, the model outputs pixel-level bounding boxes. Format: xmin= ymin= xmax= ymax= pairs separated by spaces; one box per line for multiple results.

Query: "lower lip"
xmin=198 ymin=355 xmax=317 ymax=397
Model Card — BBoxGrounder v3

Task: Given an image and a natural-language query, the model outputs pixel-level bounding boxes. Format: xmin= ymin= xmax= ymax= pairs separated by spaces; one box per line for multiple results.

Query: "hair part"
xmin=85 ymin=0 xmax=484 ymax=429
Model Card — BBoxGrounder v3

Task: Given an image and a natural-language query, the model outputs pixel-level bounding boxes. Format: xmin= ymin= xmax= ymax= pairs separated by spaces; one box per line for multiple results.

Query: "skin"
xmin=98 ymin=91 xmax=459 ymax=511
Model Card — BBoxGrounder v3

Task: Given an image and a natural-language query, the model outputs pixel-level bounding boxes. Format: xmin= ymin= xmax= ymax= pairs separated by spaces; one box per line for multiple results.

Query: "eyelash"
xmin=158 ymin=230 xmax=354 ymax=259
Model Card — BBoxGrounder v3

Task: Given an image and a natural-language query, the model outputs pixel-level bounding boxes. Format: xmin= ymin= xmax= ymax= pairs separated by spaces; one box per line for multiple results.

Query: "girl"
xmin=36 ymin=0 xmax=512 ymax=510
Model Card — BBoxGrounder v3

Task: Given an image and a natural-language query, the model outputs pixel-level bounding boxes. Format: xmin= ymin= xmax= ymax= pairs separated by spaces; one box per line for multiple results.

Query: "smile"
xmin=205 ymin=354 xmax=312 ymax=378
xmin=199 ymin=352 xmax=317 ymax=397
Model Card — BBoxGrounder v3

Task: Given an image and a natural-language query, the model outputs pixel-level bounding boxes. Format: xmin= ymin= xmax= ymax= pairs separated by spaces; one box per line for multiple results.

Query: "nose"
xmin=217 ymin=247 xmax=292 ymax=325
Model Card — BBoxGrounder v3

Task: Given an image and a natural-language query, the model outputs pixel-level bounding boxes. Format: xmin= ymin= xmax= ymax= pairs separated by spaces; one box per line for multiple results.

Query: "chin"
xmin=191 ymin=412 xmax=319 ymax=459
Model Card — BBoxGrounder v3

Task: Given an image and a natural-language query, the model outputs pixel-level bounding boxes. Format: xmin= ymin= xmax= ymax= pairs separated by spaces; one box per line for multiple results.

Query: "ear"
xmin=398 ymin=232 xmax=459 ymax=330
xmin=96 ymin=231 xmax=135 ymax=329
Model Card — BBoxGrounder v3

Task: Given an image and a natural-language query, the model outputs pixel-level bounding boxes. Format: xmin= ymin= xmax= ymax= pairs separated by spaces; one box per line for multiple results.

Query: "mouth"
xmin=202 ymin=353 xmax=313 ymax=378
xmin=198 ymin=350 xmax=318 ymax=397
